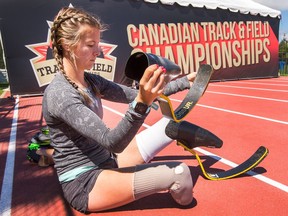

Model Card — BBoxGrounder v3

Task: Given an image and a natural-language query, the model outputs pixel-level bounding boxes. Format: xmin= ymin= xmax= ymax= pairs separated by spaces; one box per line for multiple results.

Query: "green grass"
xmin=0 ymin=83 xmax=9 ymax=96
xmin=279 ymin=64 xmax=288 ymax=76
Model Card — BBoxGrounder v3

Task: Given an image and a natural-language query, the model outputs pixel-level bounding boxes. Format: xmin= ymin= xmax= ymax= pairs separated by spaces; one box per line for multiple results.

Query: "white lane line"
xmin=170 ymin=98 xmax=288 ymax=125
xmin=209 ymin=84 xmax=288 ymax=93
xmin=198 ymin=104 xmax=288 ymax=125
xmin=206 ymin=91 xmax=288 ymax=103
xmin=103 ymin=105 xmax=150 ymax=129
xmin=103 ymin=104 xmax=288 ymax=193
xmin=0 ymin=96 xmax=19 ymax=216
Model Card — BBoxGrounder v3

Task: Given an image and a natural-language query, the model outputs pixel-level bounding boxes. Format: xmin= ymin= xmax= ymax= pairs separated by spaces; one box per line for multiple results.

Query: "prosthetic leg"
xmin=165 ymin=120 xmax=268 ymax=180
xmin=126 ymin=53 xmax=269 ymax=181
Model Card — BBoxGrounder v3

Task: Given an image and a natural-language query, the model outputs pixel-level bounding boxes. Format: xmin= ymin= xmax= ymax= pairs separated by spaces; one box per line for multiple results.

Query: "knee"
xmin=174 ymin=162 xmax=191 ymax=178
xmin=170 ymin=162 xmax=193 ymax=205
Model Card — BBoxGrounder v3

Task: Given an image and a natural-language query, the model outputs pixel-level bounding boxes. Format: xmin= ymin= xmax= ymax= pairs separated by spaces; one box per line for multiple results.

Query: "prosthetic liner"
xmin=125 ymin=52 xmax=181 ymax=83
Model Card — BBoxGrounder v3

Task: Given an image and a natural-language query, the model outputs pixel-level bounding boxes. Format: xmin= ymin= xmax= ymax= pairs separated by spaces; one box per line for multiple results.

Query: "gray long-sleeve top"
xmin=42 ymin=72 xmax=190 ymax=177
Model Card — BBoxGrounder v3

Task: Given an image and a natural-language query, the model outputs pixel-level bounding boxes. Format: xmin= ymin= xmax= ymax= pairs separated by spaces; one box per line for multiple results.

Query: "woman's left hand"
xmin=186 ymin=71 xmax=197 ymax=85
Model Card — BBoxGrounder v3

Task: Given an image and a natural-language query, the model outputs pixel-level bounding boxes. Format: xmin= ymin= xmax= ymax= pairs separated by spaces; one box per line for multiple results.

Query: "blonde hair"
xmin=50 ymin=7 xmax=106 ymax=103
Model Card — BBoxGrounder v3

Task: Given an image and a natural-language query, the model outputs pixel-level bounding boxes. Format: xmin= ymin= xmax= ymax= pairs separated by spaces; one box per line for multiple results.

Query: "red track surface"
xmin=0 ymin=77 xmax=287 ymax=216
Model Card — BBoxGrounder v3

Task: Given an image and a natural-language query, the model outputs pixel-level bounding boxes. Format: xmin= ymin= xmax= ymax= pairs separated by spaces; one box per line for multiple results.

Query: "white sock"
xmin=136 ymin=117 xmax=173 ymax=163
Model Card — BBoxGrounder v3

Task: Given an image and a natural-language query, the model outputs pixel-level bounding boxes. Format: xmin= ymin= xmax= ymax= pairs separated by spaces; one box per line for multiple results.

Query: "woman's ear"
xmin=62 ymin=44 xmax=70 ymax=51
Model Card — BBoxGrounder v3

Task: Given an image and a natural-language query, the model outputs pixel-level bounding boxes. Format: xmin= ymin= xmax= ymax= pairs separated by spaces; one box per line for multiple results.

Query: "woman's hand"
xmin=187 ymin=71 xmax=197 ymax=86
xmin=135 ymin=64 xmax=166 ymax=106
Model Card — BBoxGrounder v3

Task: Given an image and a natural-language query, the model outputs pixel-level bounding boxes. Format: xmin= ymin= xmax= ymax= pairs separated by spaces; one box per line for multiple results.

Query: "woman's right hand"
xmin=135 ymin=64 xmax=166 ymax=106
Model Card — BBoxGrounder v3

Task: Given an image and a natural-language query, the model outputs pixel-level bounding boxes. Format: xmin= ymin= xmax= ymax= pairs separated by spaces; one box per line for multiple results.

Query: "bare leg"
xmin=88 ymin=167 xmax=135 ymax=212
xmin=117 ymin=137 xmax=145 ymax=167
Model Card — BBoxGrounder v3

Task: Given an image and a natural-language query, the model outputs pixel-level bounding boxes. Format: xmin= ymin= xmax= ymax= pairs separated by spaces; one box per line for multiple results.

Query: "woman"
xmin=43 ymin=7 xmax=197 ymax=213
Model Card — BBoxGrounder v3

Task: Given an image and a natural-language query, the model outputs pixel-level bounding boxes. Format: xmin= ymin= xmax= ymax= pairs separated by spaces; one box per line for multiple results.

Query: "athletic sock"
xmin=133 ymin=161 xmax=193 ymax=205
xmin=136 ymin=117 xmax=173 ymax=163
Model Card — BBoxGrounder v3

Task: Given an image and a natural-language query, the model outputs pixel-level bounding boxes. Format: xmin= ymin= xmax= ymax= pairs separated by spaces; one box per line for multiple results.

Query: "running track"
xmin=0 ymin=77 xmax=287 ymax=216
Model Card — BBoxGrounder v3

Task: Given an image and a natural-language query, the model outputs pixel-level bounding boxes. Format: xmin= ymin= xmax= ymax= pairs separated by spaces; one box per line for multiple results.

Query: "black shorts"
xmin=61 ymin=157 xmax=118 ymax=213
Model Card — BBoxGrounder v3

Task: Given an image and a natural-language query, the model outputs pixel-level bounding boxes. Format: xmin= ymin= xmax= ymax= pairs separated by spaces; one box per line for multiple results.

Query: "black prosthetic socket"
xmin=165 ymin=120 xmax=223 ymax=149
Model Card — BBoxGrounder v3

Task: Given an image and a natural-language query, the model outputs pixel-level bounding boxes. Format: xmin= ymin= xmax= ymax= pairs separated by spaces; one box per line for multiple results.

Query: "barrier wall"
xmin=0 ymin=0 xmax=280 ymax=95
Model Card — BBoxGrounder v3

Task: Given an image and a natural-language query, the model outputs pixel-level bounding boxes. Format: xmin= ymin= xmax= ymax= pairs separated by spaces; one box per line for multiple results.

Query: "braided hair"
xmin=50 ymin=7 xmax=106 ymax=104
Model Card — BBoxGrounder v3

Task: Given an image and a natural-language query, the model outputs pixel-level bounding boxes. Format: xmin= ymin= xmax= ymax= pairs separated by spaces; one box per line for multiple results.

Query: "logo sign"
xmin=26 ymin=21 xmax=117 ymax=87
xmin=126 ymin=21 xmax=278 ymax=74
